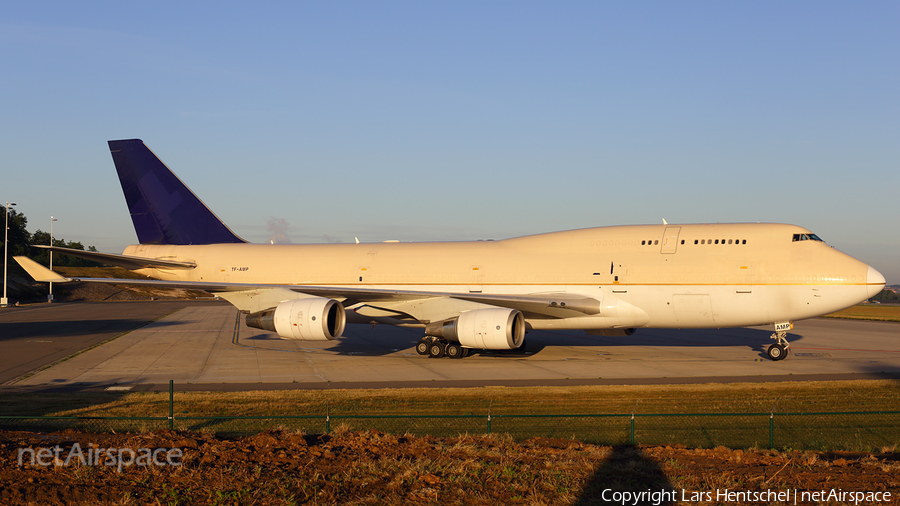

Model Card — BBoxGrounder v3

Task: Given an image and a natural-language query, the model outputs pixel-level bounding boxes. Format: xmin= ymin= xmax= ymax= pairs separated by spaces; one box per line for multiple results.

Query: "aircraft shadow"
xmin=322 ymin=324 xmax=803 ymax=360
xmin=0 ymin=319 xmax=189 ymax=342
xmin=521 ymin=327 xmax=804 ymax=360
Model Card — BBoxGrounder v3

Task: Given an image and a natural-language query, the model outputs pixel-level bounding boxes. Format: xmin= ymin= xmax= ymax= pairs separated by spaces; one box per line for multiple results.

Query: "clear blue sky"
xmin=2 ymin=2 xmax=898 ymax=282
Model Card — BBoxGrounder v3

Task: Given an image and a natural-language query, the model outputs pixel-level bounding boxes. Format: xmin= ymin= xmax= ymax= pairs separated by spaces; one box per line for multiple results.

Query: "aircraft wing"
xmin=13 ymin=256 xmax=600 ymax=318
xmin=32 ymin=245 xmax=196 ymax=270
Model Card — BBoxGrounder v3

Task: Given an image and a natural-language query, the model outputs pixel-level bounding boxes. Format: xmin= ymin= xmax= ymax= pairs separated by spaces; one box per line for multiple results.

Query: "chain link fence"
xmin=1 ymin=383 xmax=898 ymax=451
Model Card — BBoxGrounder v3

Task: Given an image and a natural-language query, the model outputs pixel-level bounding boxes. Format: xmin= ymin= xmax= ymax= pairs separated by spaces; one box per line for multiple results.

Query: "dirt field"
xmin=2 ymin=428 xmax=898 ymax=505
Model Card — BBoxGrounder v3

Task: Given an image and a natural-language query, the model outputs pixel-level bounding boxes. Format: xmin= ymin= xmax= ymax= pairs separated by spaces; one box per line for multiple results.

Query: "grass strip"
xmin=3 ymin=379 xmax=899 ymax=418
xmin=824 ymin=304 xmax=900 ymax=321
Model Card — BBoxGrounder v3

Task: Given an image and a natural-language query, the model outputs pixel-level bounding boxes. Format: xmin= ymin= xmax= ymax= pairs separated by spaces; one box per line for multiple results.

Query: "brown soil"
xmin=1 ymin=429 xmax=897 ymax=505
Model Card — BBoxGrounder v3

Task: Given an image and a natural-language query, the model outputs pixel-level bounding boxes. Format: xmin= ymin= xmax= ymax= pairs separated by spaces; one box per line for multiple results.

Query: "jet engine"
xmin=245 ymin=297 xmax=346 ymax=341
xmin=429 ymin=308 xmax=525 ymax=350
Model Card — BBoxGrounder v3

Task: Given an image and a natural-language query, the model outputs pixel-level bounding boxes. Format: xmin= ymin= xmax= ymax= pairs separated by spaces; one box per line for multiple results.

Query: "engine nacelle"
xmin=432 ymin=308 xmax=525 ymax=350
xmin=245 ymin=297 xmax=346 ymax=341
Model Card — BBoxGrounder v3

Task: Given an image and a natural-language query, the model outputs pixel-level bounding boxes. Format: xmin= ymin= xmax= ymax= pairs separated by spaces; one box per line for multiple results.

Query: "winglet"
xmin=13 ymin=257 xmax=71 ymax=283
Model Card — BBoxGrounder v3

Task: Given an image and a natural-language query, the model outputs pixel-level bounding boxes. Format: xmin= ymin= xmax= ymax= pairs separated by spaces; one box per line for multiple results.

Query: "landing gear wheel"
xmin=768 ymin=325 xmax=791 ymax=361
xmin=445 ymin=343 xmax=464 ymax=359
xmin=767 ymin=343 xmax=787 ymax=361
xmin=416 ymin=338 xmax=431 ymax=356
xmin=428 ymin=341 xmax=446 ymax=358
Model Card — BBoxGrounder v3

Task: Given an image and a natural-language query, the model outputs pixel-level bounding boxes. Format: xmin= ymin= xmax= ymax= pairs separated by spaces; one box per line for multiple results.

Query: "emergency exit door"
xmin=660 ymin=227 xmax=681 ymax=254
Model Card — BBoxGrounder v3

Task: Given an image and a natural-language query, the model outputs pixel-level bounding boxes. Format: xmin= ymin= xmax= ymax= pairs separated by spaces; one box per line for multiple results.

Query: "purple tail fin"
xmin=108 ymin=139 xmax=246 ymax=245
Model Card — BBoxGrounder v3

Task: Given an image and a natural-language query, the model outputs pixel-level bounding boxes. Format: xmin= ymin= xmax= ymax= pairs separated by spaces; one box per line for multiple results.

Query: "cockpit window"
xmin=792 ymin=233 xmax=824 ymax=242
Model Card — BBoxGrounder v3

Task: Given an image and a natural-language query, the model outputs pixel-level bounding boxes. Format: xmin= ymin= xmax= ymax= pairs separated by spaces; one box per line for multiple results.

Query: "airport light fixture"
xmin=49 ymin=216 xmax=58 ymax=302
xmin=2 ymin=201 xmax=16 ymax=307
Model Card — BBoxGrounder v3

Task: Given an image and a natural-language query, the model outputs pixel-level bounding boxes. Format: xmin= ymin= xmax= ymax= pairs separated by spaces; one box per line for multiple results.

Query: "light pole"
xmin=2 ymin=202 xmax=16 ymax=307
xmin=49 ymin=216 xmax=58 ymax=302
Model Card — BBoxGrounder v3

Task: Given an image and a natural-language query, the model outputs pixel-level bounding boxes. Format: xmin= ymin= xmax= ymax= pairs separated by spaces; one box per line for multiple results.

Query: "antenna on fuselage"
xmin=662 ymin=219 xmax=668 ymax=225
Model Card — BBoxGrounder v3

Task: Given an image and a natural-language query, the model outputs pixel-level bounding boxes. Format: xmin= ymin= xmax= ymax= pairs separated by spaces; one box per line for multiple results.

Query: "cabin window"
xmin=728 ymin=239 xmax=733 ymax=244
xmin=694 ymin=240 xmax=698 ymax=244
xmin=715 ymin=239 xmax=719 ymax=244
xmin=680 ymin=240 xmax=684 ymax=245
xmin=654 ymin=240 xmax=658 ymax=245
xmin=642 ymin=240 xmax=646 ymax=245
xmin=742 ymin=239 xmax=746 ymax=244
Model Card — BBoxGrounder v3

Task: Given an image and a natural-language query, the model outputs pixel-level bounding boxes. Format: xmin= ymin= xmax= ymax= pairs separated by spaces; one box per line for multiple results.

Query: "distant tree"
xmin=873 ymin=289 xmax=899 ymax=302
xmin=1 ymin=205 xmax=30 ymax=256
xmin=29 ymin=230 xmax=99 ymax=267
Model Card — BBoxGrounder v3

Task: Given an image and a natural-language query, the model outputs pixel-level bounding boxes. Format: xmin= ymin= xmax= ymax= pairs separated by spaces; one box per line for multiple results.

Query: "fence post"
xmin=630 ymin=415 xmax=635 ymax=446
xmin=325 ymin=403 xmax=330 ymax=434
xmin=487 ymin=400 xmax=492 ymax=435
xmin=769 ymin=399 xmax=780 ymax=450
xmin=630 ymin=401 xmax=638 ymax=446
xmin=168 ymin=380 xmax=174 ymax=430
xmin=769 ymin=413 xmax=775 ymax=450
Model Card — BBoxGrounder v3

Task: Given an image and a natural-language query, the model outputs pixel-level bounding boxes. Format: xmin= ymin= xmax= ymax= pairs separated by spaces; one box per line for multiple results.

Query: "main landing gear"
xmin=767 ymin=322 xmax=792 ymax=361
xmin=416 ymin=336 xmax=469 ymax=359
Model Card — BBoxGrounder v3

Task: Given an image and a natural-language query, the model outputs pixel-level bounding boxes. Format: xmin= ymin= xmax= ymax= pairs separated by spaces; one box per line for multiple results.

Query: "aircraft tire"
xmin=416 ymin=338 xmax=430 ymax=356
xmin=767 ymin=344 xmax=787 ymax=361
xmin=428 ymin=341 xmax=446 ymax=358
xmin=445 ymin=343 xmax=464 ymax=359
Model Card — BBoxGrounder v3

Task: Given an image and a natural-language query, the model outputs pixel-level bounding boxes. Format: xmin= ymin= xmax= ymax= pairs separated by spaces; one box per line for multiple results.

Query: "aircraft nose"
xmin=866 ymin=265 xmax=886 ymax=299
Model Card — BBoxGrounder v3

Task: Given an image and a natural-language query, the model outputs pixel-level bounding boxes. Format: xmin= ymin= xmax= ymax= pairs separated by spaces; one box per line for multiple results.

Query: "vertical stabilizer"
xmin=108 ymin=139 xmax=246 ymax=245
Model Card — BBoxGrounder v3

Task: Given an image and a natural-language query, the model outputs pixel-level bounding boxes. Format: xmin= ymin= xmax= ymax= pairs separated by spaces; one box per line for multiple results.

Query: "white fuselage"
xmin=124 ymin=223 xmax=883 ymax=330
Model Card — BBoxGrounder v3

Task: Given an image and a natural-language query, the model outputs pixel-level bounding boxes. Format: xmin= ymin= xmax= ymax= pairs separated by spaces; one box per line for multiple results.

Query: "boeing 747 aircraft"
xmin=16 ymin=139 xmax=885 ymax=361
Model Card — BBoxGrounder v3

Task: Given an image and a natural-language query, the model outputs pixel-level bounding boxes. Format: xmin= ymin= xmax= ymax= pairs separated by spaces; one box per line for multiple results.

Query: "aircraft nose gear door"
xmin=660 ymin=227 xmax=681 ymax=254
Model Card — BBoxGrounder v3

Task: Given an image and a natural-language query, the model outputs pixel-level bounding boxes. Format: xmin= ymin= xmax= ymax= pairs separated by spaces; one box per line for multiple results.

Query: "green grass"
xmin=3 ymin=379 xmax=899 ymax=419
xmin=3 ymin=380 xmax=899 ymax=450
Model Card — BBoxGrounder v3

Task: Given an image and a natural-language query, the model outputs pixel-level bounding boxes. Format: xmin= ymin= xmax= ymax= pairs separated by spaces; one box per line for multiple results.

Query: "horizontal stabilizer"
xmin=33 ymin=245 xmax=195 ymax=270
xmin=13 ymin=257 xmax=70 ymax=283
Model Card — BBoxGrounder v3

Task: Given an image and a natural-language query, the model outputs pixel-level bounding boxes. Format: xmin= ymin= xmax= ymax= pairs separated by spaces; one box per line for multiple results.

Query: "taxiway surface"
xmin=2 ymin=301 xmax=898 ymax=391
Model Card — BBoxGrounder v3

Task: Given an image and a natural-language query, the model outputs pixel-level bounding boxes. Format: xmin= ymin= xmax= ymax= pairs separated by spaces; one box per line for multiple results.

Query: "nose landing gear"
xmin=767 ymin=322 xmax=792 ymax=361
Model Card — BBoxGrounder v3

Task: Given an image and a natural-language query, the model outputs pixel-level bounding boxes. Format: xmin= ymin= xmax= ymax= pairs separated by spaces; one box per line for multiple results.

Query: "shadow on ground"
xmin=575 ymin=445 xmax=675 ymax=505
